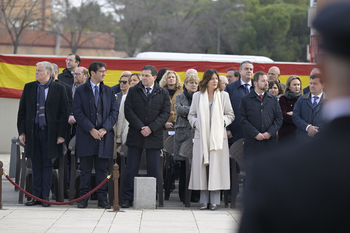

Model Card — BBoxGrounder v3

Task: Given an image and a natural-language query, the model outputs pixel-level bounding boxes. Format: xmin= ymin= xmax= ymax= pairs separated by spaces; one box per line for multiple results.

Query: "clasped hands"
xmin=89 ymin=128 xmax=107 ymax=140
xmin=255 ymin=132 xmax=271 ymax=141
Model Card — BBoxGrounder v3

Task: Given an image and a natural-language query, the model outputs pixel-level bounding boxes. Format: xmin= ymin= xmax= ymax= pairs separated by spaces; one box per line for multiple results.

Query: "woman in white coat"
xmin=188 ymin=69 xmax=235 ymax=210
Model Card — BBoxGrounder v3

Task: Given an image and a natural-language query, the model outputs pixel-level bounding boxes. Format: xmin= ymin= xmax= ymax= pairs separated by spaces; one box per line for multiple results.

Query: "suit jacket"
xmin=292 ymin=92 xmax=325 ymax=139
xmin=73 ymin=78 xmax=119 ymax=158
xmin=124 ymin=81 xmax=170 ymax=149
xmin=17 ymin=80 xmax=69 ymax=159
xmin=224 ymin=78 xmax=255 ymax=144
xmin=239 ymin=116 xmax=350 ymax=233
xmin=239 ymin=91 xmax=283 ymax=159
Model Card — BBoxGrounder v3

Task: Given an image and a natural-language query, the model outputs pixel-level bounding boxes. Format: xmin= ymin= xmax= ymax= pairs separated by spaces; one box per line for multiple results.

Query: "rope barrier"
xmin=3 ymin=170 xmax=111 ymax=205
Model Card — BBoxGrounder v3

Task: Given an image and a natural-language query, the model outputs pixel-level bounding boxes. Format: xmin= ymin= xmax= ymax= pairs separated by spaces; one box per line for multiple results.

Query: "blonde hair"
xmin=285 ymin=75 xmax=302 ymax=92
xmin=184 ymin=73 xmax=199 ymax=84
xmin=159 ymin=70 xmax=182 ymax=89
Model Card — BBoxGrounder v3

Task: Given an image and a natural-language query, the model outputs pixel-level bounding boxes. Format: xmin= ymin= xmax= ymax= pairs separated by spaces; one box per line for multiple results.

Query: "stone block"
xmin=134 ymin=177 xmax=156 ymax=209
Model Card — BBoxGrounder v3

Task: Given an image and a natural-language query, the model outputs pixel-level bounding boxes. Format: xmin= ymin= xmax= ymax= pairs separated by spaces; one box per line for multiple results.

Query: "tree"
xmin=236 ymin=0 xmax=309 ymax=61
xmin=50 ymin=0 xmax=115 ymax=53
xmin=0 ymin=0 xmax=45 ymax=54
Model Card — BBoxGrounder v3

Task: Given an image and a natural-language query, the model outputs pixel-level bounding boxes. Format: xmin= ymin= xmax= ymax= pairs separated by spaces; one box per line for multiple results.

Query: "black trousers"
xmin=79 ymin=155 xmax=109 ymax=201
xmin=32 ymin=126 xmax=52 ymax=198
xmin=124 ymin=146 xmax=160 ymax=201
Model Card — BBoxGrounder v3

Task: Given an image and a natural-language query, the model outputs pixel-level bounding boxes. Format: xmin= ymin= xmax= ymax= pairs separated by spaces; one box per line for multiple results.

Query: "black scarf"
xmin=35 ymin=78 xmax=52 ymax=129
xmin=284 ymin=90 xmax=302 ymax=100
xmin=183 ymin=86 xmax=193 ymax=106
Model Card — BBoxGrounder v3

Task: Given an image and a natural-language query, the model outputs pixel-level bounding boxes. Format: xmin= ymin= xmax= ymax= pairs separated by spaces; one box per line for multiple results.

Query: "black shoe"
xmin=191 ymin=196 xmax=200 ymax=203
xmin=51 ymin=193 xmax=56 ymax=200
xmin=42 ymin=197 xmax=51 ymax=207
xmin=77 ymin=199 xmax=88 ymax=208
xmin=121 ymin=199 xmax=133 ymax=208
xmin=98 ymin=200 xmax=111 ymax=209
xmin=25 ymin=199 xmax=41 ymax=206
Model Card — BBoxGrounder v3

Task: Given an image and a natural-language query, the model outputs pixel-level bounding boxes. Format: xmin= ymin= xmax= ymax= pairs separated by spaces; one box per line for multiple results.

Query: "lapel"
xmin=46 ymin=80 xmax=55 ymax=104
xmin=136 ymin=82 xmax=148 ymax=102
xmin=28 ymin=82 xmax=38 ymax=111
xmin=304 ymin=93 xmax=314 ymax=109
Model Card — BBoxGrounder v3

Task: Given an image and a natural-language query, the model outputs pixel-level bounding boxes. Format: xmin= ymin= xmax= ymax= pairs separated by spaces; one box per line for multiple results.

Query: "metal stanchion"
xmin=0 ymin=161 xmax=3 ymax=209
xmin=113 ymin=164 xmax=120 ymax=212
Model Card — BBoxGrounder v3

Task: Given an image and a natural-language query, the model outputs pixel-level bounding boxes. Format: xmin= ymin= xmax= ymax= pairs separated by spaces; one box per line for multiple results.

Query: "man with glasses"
xmin=58 ymin=54 xmax=81 ymax=85
xmin=73 ymin=61 xmax=118 ymax=209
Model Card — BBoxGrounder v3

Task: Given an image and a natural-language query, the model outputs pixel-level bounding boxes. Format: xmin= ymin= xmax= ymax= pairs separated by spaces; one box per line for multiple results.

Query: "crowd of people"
xmin=14 ymin=1 xmax=350 ymax=231
xmin=16 ymin=52 xmax=327 ymax=211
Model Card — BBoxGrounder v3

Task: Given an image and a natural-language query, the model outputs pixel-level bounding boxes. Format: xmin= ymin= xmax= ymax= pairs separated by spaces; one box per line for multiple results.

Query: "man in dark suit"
xmin=73 ymin=61 xmax=118 ymax=209
xmin=225 ymin=60 xmax=255 ymax=146
xmin=239 ymin=71 xmax=283 ymax=161
xmin=58 ymin=54 xmax=81 ymax=86
xmin=121 ymin=65 xmax=170 ymax=208
xmin=239 ymin=2 xmax=350 ymax=232
xmin=17 ymin=61 xmax=69 ymax=207
xmin=293 ymin=73 xmax=325 ymax=140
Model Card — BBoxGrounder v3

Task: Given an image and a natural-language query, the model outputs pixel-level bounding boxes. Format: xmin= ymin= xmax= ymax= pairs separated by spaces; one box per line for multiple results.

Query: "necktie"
xmin=94 ymin=85 xmax=99 ymax=106
xmin=259 ymin=94 xmax=263 ymax=100
xmin=146 ymin=87 xmax=151 ymax=98
xmin=312 ymin=96 xmax=319 ymax=108
xmin=244 ymin=84 xmax=249 ymax=94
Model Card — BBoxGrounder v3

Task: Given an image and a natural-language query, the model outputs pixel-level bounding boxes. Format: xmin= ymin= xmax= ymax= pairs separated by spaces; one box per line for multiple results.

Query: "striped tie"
xmin=312 ymin=96 xmax=319 ymax=109
xmin=244 ymin=84 xmax=249 ymax=94
xmin=146 ymin=87 xmax=151 ymax=98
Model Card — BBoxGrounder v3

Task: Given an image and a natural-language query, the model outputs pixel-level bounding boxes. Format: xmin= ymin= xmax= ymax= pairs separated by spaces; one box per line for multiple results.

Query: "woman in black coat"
xmin=278 ymin=75 xmax=303 ymax=141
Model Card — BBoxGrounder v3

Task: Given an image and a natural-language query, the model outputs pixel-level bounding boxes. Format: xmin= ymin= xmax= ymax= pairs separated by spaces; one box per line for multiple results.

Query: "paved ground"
xmin=0 ymin=154 xmax=243 ymax=233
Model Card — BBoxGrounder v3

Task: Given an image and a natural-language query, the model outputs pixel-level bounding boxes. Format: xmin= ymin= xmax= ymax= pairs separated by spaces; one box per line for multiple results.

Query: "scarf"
xmin=35 ymin=78 xmax=52 ymax=129
xmin=183 ymin=86 xmax=193 ymax=105
xmin=284 ymin=90 xmax=302 ymax=100
xmin=198 ymin=89 xmax=224 ymax=166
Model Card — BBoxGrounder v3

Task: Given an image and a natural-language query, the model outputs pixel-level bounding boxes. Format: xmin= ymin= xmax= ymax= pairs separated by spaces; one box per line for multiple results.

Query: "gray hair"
xmin=51 ymin=63 xmax=59 ymax=73
xmin=240 ymin=60 xmax=253 ymax=70
xmin=37 ymin=61 xmax=53 ymax=77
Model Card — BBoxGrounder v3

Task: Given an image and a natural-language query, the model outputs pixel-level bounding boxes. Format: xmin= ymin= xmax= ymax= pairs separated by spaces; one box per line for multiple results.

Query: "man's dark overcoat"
xmin=73 ymin=78 xmax=118 ymax=159
xmin=124 ymin=81 xmax=170 ymax=149
xmin=239 ymin=91 xmax=283 ymax=159
xmin=17 ymin=80 xmax=69 ymax=159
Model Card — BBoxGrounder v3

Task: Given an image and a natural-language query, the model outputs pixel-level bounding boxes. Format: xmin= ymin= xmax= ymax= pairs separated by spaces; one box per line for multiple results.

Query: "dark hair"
xmin=88 ymin=61 xmax=106 ymax=76
xmin=310 ymin=73 xmax=323 ymax=83
xmin=253 ymin=71 xmax=267 ymax=83
xmin=240 ymin=60 xmax=253 ymax=70
xmin=142 ymin=65 xmax=157 ymax=77
xmin=268 ymin=80 xmax=285 ymax=95
xmin=199 ymin=69 xmax=223 ymax=93
xmin=156 ymin=68 xmax=169 ymax=83
xmin=68 ymin=53 xmax=81 ymax=66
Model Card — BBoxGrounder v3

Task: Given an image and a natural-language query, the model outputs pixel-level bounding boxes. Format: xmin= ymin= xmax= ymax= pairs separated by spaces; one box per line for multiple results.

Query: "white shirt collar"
xmin=311 ymin=92 xmax=323 ymax=100
xmin=323 ymin=97 xmax=350 ymax=122
xmin=144 ymin=84 xmax=154 ymax=92
xmin=90 ymin=80 xmax=100 ymax=89
xmin=240 ymin=79 xmax=252 ymax=86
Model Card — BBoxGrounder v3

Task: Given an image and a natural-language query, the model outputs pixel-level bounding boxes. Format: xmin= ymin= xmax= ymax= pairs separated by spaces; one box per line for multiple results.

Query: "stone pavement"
xmin=0 ymin=154 xmax=243 ymax=233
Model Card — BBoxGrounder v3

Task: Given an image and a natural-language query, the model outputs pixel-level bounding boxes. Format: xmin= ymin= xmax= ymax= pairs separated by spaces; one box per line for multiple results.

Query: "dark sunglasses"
xmin=119 ymin=80 xmax=128 ymax=84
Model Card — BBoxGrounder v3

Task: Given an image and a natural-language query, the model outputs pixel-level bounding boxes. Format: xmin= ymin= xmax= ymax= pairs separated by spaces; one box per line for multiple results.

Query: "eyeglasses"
xmin=74 ymin=73 xmax=83 ymax=76
xmin=188 ymin=81 xmax=199 ymax=85
xmin=66 ymin=59 xmax=75 ymax=62
xmin=97 ymin=70 xmax=107 ymax=74
xmin=119 ymin=80 xmax=128 ymax=84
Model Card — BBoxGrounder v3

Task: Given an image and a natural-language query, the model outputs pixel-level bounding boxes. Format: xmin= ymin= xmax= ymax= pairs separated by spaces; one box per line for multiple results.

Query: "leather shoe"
xmin=42 ymin=197 xmax=51 ymax=207
xmin=121 ymin=199 xmax=133 ymax=208
xmin=209 ymin=204 xmax=217 ymax=211
xmin=98 ymin=200 xmax=111 ymax=209
xmin=200 ymin=203 xmax=208 ymax=210
xmin=25 ymin=199 xmax=41 ymax=206
xmin=77 ymin=199 xmax=88 ymax=208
